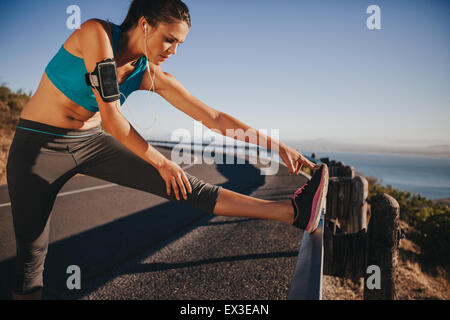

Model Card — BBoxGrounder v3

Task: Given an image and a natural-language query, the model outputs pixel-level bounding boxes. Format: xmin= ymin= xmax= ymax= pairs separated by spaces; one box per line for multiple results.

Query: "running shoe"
xmin=290 ymin=164 xmax=329 ymax=234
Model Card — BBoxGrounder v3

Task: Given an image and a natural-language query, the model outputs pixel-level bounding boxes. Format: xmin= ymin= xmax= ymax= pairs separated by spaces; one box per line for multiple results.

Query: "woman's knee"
xmin=184 ymin=174 xmax=222 ymax=214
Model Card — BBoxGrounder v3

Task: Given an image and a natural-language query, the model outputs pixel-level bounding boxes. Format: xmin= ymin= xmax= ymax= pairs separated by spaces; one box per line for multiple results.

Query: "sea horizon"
xmin=298 ymin=148 xmax=450 ymax=201
xmin=147 ymin=137 xmax=450 ymax=201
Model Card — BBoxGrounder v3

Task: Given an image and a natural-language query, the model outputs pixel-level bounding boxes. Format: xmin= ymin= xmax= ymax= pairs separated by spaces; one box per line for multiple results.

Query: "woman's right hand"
xmin=157 ymin=159 xmax=192 ymax=201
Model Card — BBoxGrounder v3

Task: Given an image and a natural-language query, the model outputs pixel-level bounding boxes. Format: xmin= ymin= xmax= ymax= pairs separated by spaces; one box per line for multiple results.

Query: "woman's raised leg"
xmin=75 ymin=132 xmax=296 ymax=223
xmin=213 ymin=188 xmax=295 ymax=224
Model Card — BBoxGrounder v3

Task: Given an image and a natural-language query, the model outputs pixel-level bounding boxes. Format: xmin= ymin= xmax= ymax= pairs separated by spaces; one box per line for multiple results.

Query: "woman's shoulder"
xmin=75 ymin=18 xmax=120 ymax=58
xmin=63 ymin=19 xmax=113 ymax=58
xmin=79 ymin=18 xmax=113 ymax=38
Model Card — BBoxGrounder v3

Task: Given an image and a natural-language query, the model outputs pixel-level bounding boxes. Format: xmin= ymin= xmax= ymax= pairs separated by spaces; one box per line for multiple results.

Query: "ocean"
xmin=301 ymin=150 xmax=450 ymax=200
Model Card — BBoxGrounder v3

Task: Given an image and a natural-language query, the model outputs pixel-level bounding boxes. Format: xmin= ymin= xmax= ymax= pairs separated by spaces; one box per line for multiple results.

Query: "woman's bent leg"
xmin=75 ymin=132 xmax=294 ymax=223
xmin=75 ymin=133 xmax=221 ymax=214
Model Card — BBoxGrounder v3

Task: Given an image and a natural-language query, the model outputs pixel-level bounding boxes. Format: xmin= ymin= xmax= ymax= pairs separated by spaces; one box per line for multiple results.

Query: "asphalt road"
xmin=0 ymin=146 xmax=309 ymax=299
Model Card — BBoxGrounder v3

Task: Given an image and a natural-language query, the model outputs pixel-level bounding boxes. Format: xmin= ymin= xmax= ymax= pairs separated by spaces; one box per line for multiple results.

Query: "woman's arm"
xmin=148 ymin=68 xmax=319 ymax=174
xmin=147 ymin=68 xmax=286 ymax=152
xmin=79 ymin=19 xmax=166 ymax=168
xmin=142 ymin=66 xmax=221 ymax=132
xmin=79 ymin=19 xmax=192 ymax=199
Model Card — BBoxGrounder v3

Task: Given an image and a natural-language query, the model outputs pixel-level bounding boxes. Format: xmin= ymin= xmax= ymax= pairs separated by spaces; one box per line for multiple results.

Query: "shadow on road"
xmin=0 ymin=153 xmax=272 ymax=299
xmin=120 ymin=251 xmax=298 ymax=275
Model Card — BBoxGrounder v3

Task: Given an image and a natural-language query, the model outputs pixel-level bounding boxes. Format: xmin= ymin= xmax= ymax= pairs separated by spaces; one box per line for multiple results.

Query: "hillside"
xmin=0 ymin=84 xmax=30 ymax=185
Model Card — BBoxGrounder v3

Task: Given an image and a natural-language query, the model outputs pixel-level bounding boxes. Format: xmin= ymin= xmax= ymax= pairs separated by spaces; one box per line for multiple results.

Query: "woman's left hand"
xmin=278 ymin=144 xmax=320 ymax=175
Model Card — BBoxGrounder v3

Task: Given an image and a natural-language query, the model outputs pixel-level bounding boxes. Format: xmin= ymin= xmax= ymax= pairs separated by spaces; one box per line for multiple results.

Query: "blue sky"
xmin=1 ymin=0 xmax=449 ymax=147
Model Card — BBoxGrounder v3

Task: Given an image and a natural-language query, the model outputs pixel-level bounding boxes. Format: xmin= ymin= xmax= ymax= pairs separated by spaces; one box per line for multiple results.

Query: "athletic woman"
xmin=6 ymin=0 xmax=328 ymax=299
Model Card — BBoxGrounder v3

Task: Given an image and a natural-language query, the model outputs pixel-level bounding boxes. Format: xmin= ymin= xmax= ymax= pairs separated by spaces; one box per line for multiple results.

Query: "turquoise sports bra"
xmin=45 ymin=22 xmax=147 ymax=112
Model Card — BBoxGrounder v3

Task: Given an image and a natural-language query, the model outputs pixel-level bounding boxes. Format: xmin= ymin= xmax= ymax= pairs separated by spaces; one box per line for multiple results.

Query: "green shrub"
xmin=415 ymin=204 xmax=450 ymax=266
xmin=365 ymin=175 xmax=450 ymax=268
xmin=0 ymin=83 xmax=31 ymax=129
xmin=0 ymin=84 xmax=12 ymax=101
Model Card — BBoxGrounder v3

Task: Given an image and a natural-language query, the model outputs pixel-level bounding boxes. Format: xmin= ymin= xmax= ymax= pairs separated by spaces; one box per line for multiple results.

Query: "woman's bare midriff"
xmin=19 ymin=71 xmax=102 ymax=130
xmin=20 ymin=19 xmax=136 ymax=130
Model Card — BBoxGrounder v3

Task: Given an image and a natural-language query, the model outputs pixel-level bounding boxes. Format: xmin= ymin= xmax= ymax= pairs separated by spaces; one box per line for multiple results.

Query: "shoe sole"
xmin=305 ymin=165 xmax=329 ymax=234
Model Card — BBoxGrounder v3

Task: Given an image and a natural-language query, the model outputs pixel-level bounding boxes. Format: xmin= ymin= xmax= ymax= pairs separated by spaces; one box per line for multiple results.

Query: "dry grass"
xmin=0 ymin=84 xmax=29 ymax=185
xmin=0 ymin=129 xmax=14 ymax=185
xmin=322 ymin=220 xmax=449 ymax=300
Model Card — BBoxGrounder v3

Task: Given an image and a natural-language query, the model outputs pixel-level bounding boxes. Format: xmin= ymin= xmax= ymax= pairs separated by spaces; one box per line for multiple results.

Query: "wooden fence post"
xmin=364 ymin=193 xmax=400 ymax=300
xmin=351 ymin=176 xmax=368 ymax=233
xmin=323 ymin=162 xmax=368 ymax=281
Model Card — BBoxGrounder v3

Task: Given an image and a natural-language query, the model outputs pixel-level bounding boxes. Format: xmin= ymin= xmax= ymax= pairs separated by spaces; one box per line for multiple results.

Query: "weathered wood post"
xmin=321 ymin=159 xmax=368 ymax=281
xmin=364 ymin=193 xmax=400 ymax=300
xmin=307 ymin=157 xmax=400 ymax=299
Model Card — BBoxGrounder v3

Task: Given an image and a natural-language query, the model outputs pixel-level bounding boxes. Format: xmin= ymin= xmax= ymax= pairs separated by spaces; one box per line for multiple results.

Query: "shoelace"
xmin=292 ymin=180 xmax=310 ymax=198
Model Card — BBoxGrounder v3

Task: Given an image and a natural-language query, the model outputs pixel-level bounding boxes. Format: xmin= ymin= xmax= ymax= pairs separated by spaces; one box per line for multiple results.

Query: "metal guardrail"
xmin=148 ymin=139 xmax=266 ymax=153
xmin=147 ymin=139 xmax=318 ymax=164
xmin=288 ymin=205 xmax=325 ymax=300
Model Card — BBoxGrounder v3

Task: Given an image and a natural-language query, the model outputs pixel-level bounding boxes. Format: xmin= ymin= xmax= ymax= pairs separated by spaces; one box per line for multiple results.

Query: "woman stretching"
xmin=6 ymin=0 xmax=328 ymax=299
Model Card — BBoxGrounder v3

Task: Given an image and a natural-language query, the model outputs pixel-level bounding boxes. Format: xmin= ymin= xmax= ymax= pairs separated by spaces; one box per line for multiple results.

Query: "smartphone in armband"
xmin=85 ymin=58 xmax=121 ymax=102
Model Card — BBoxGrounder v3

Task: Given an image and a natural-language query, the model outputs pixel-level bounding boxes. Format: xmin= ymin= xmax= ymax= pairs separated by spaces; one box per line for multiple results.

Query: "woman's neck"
xmin=115 ymin=25 xmax=143 ymax=68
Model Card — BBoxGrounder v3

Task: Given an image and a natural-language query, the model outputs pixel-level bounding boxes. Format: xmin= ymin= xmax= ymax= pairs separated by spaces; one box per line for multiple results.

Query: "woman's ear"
xmin=139 ymin=16 xmax=148 ymax=34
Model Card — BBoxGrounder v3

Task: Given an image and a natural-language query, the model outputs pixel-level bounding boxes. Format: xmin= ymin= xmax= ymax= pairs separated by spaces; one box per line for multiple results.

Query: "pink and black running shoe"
xmin=291 ymin=164 xmax=329 ymax=234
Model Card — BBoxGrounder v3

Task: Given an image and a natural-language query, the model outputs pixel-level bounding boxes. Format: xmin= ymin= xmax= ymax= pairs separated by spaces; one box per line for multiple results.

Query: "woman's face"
xmin=144 ymin=20 xmax=189 ymax=65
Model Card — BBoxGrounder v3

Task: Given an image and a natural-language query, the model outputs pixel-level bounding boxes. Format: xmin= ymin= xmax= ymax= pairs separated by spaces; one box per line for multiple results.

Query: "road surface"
xmin=0 ymin=146 xmax=309 ymax=299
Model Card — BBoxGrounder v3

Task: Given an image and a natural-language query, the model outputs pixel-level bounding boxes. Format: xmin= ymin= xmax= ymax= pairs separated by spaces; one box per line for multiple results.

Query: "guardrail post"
xmin=364 ymin=193 xmax=400 ymax=300
xmin=322 ymin=161 xmax=368 ymax=282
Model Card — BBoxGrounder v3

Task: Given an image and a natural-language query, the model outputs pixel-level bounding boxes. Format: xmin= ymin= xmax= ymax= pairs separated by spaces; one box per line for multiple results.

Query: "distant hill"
xmin=287 ymin=138 xmax=450 ymax=159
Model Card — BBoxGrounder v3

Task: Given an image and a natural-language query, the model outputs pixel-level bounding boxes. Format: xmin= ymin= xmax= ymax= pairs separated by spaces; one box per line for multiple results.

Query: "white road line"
xmin=0 ymin=183 xmax=117 ymax=208
xmin=58 ymin=183 xmax=118 ymax=196
xmin=0 ymin=163 xmax=196 ymax=208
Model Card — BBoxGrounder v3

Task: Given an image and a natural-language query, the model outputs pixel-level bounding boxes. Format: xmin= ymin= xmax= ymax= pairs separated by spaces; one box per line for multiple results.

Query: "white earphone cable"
xmin=120 ymin=23 xmax=157 ymax=131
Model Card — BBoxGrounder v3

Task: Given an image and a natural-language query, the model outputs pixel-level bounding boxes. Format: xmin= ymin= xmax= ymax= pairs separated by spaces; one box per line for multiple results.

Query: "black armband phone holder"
xmin=85 ymin=58 xmax=121 ymax=102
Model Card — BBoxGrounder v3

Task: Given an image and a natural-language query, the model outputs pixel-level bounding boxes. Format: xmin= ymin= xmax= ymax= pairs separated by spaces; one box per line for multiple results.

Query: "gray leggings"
xmin=6 ymin=118 xmax=222 ymax=295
